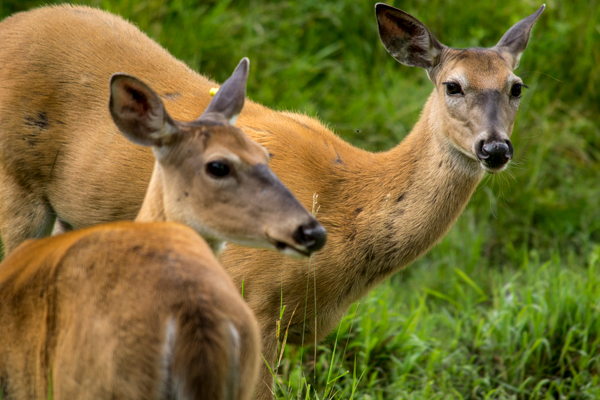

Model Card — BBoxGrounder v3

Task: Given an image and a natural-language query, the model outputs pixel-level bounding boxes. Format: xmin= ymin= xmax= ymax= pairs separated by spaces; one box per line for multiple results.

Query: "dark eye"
xmin=444 ymin=82 xmax=463 ymax=95
xmin=206 ymin=161 xmax=230 ymax=178
xmin=511 ymin=83 xmax=524 ymax=98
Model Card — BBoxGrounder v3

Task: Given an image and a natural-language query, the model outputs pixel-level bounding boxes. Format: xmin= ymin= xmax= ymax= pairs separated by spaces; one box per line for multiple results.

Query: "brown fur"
xmin=0 ymin=52 xmax=318 ymax=399
xmin=0 ymin=8 xmax=323 ymax=257
xmin=0 ymin=4 xmax=542 ymax=398
xmin=0 ymin=222 xmax=260 ymax=400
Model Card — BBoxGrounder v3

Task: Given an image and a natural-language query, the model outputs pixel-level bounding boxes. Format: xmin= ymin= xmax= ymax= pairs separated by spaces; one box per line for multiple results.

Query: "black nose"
xmin=475 ymin=139 xmax=513 ymax=169
xmin=293 ymin=220 xmax=327 ymax=253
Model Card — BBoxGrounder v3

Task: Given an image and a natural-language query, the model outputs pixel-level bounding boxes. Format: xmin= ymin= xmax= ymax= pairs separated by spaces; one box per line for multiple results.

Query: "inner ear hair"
xmin=375 ymin=3 xmax=445 ymax=71
xmin=109 ymin=73 xmax=178 ymax=148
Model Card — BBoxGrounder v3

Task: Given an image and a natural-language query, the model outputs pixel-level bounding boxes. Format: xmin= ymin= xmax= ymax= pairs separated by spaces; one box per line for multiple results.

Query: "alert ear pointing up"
xmin=494 ymin=5 xmax=545 ymax=70
xmin=375 ymin=3 xmax=445 ymax=72
xmin=198 ymin=57 xmax=250 ymax=126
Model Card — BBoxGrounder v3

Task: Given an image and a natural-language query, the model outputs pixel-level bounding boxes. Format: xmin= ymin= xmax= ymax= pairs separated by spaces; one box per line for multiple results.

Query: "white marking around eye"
xmin=208 ymin=151 xmax=241 ymax=166
xmin=443 ymin=75 xmax=467 ymax=107
xmin=446 ymin=75 xmax=469 ymax=91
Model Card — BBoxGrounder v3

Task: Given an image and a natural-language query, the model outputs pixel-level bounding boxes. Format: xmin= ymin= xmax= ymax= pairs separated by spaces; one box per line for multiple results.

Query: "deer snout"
xmin=293 ymin=219 xmax=327 ymax=253
xmin=475 ymin=138 xmax=513 ymax=171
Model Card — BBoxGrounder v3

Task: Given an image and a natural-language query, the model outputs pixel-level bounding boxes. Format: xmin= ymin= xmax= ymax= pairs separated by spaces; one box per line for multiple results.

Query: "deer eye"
xmin=511 ymin=83 xmax=525 ymax=98
xmin=443 ymin=82 xmax=463 ymax=96
xmin=206 ymin=161 xmax=230 ymax=178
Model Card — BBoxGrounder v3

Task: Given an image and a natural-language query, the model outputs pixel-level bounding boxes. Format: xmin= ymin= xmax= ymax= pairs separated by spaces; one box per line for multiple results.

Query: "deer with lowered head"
xmin=0 ymin=59 xmax=324 ymax=400
xmin=224 ymin=4 xmax=545 ymax=396
xmin=0 ymin=4 xmax=544 ymax=398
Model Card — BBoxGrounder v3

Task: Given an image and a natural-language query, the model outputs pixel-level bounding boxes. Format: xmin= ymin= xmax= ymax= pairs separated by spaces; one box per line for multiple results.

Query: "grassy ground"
xmin=1 ymin=0 xmax=599 ymax=398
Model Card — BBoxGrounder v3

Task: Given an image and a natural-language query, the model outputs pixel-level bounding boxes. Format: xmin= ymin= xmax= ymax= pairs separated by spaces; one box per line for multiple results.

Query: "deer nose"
xmin=293 ymin=220 xmax=327 ymax=253
xmin=476 ymin=139 xmax=513 ymax=169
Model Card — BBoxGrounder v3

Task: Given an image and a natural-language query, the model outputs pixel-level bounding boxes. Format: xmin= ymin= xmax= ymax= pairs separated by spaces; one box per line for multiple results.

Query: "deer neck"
xmin=335 ymin=93 xmax=485 ymax=298
xmin=135 ymin=162 xmax=167 ymax=224
xmin=135 ymin=162 xmax=224 ymax=255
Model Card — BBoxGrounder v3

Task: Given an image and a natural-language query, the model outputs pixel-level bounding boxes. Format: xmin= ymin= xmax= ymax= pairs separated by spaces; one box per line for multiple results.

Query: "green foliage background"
xmin=0 ymin=0 xmax=599 ymax=398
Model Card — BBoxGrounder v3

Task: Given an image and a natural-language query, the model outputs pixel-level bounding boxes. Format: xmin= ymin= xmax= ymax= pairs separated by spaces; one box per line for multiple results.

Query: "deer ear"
xmin=494 ymin=5 xmax=545 ymax=70
xmin=198 ymin=58 xmax=249 ymax=126
xmin=375 ymin=3 xmax=445 ymax=72
xmin=109 ymin=73 xmax=177 ymax=147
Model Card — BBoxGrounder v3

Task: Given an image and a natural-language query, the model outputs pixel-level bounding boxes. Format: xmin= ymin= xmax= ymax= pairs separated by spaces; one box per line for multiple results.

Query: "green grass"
xmin=1 ymin=0 xmax=599 ymax=398
xmin=274 ymin=236 xmax=600 ymax=399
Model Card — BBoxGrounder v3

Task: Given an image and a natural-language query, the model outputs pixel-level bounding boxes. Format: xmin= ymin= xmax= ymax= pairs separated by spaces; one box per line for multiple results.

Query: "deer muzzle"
xmin=292 ymin=219 xmax=327 ymax=253
xmin=475 ymin=138 xmax=513 ymax=172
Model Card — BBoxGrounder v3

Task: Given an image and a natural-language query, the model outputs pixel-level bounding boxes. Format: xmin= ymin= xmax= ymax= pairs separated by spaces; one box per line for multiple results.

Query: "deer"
xmin=0 ymin=222 xmax=260 ymax=400
xmin=0 ymin=58 xmax=325 ymax=400
xmin=108 ymin=58 xmax=325 ymax=257
xmin=0 ymin=3 xmax=544 ymax=398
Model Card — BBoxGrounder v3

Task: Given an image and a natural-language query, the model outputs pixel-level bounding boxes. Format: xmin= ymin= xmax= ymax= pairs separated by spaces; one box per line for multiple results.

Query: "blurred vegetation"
xmin=1 ymin=0 xmax=599 ymax=398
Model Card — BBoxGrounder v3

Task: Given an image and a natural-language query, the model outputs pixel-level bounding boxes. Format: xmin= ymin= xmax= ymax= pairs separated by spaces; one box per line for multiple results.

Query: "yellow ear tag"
xmin=209 ymin=88 xmax=219 ymax=96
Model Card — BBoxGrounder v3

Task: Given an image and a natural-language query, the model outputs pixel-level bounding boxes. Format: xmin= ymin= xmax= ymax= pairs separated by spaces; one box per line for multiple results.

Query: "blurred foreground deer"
xmin=0 ymin=4 xmax=544 ymax=398
xmin=0 ymin=60 xmax=324 ymax=399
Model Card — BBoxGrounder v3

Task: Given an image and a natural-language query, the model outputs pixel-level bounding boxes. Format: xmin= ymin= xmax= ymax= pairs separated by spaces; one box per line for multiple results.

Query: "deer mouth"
xmin=266 ymin=234 xmax=311 ymax=258
xmin=479 ymin=162 xmax=509 ymax=174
